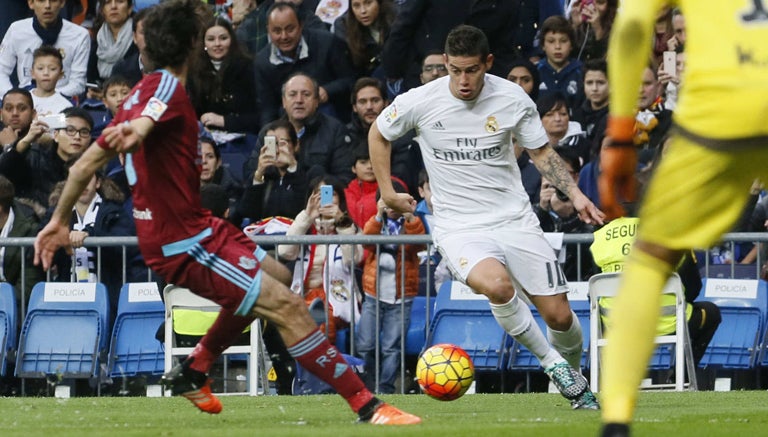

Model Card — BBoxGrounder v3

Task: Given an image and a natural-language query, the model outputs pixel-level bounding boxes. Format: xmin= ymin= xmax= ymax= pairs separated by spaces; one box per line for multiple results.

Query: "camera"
xmin=555 ymin=189 xmax=570 ymax=202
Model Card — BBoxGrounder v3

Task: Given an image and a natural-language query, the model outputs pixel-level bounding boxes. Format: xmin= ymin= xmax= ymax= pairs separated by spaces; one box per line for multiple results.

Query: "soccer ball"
xmin=416 ymin=343 xmax=474 ymax=401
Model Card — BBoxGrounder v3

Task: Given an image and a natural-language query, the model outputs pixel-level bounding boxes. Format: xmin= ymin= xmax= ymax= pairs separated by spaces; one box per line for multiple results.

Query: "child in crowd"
xmin=94 ymin=75 xmax=132 ymax=137
xmin=536 ymin=15 xmax=584 ymax=110
xmin=29 ymin=46 xmax=72 ymax=116
xmin=345 ymin=143 xmax=408 ymax=229
xmin=358 ymin=180 xmax=425 ymax=394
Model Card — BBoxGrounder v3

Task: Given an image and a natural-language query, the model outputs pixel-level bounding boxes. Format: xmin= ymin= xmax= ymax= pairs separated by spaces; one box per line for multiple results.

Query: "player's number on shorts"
xmin=742 ymin=0 xmax=768 ymax=22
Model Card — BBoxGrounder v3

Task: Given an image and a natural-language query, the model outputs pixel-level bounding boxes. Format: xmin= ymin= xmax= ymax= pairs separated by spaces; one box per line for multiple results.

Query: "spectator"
xmin=536 ymin=15 xmax=583 ymax=110
xmin=111 ymin=6 xmax=151 ymax=87
xmin=254 ymin=1 xmax=356 ymax=124
xmin=347 ymin=77 xmax=419 ymax=191
xmin=0 ymin=175 xmax=45 ymax=321
xmin=0 ymin=89 xmax=35 ymax=152
xmin=358 ymin=180 xmax=425 ymax=394
xmin=93 ymin=74 xmax=132 ymax=138
xmin=87 ymin=0 xmax=135 ymax=85
xmin=29 ymin=46 xmax=73 ymax=117
xmin=277 ymin=175 xmax=364 ymax=344
xmin=200 ymin=183 xmax=230 ymax=219
xmin=537 ymin=92 xmax=590 ymax=165
xmin=200 ymin=136 xmax=243 ymax=219
xmin=48 ymin=170 xmax=139 ymax=318
xmin=381 ymin=0 xmax=521 ymax=93
xmin=634 ymin=65 xmax=673 ymax=162
xmin=418 ymin=49 xmax=448 ymax=85
xmin=667 ymin=8 xmax=686 ymax=52
xmin=236 ymin=0 xmax=327 ymax=57
xmin=658 ymin=51 xmax=685 ymax=111
xmin=506 ymin=58 xmax=540 ymax=100
xmin=505 ymin=58 xmax=542 ymax=205
xmin=237 ymin=119 xmax=308 ymax=224
xmin=333 ymin=0 xmax=396 ymax=78
xmin=345 ymin=143 xmax=408 ymax=229
xmin=0 ymin=0 xmax=91 ymax=98
xmin=189 ymin=17 xmax=260 ymax=136
xmin=0 ymin=106 xmax=93 ymax=211
xmin=569 ymin=0 xmax=618 ymax=62
xmin=245 ymin=73 xmax=355 ymax=184
xmin=571 ymin=58 xmax=609 ymax=159
xmin=533 ymin=146 xmax=595 ymax=281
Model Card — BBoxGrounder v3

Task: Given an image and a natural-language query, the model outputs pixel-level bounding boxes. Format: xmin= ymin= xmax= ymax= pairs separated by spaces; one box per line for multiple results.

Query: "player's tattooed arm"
xmin=528 ymin=144 xmax=576 ymax=196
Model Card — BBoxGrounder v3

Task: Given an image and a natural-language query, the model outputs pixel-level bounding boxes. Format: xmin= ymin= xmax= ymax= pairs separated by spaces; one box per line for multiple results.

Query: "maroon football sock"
xmin=189 ymin=309 xmax=254 ymax=373
xmin=287 ymin=329 xmax=374 ymax=413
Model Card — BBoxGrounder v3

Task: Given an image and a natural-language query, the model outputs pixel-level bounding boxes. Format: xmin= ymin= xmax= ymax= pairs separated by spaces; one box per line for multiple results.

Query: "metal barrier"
xmin=3 ymin=232 xmax=768 ymax=395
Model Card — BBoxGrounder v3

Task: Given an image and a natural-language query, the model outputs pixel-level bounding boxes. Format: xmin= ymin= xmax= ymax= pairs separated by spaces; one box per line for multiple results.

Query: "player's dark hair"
xmin=1 ymin=88 xmax=33 ymax=108
xmin=0 ymin=175 xmax=15 ymax=211
xmin=32 ymin=45 xmax=63 ymax=67
xmin=539 ymin=15 xmax=576 ymax=50
xmin=445 ymin=25 xmax=489 ymax=61
xmin=62 ymin=107 xmax=95 ymax=130
xmin=142 ymin=0 xmax=207 ymax=70
xmin=351 ymin=76 xmax=385 ymax=105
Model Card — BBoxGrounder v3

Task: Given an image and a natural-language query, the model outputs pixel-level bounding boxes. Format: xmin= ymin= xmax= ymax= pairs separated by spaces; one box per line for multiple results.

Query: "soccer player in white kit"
xmin=369 ymin=25 xmax=605 ymax=409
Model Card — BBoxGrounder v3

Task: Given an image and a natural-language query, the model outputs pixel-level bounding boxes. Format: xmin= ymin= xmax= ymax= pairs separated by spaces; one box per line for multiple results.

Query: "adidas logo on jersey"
xmin=430 ymin=121 xmax=445 ymax=130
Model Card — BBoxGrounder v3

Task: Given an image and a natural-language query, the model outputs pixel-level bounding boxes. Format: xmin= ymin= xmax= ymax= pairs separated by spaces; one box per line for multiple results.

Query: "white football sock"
xmin=547 ymin=310 xmax=583 ymax=370
xmin=490 ymin=294 xmax=562 ymax=369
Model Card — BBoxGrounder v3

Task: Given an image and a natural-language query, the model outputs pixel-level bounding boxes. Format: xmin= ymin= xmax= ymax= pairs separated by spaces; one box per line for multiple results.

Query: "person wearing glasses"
xmin=0 ymin=107 xmax=93 ymax=211
xmin=419 ymin=50 xmax=448 ymax=85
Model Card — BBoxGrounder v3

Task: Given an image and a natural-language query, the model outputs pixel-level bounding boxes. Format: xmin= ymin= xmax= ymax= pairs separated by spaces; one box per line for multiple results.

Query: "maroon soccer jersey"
xmin=97 ymin=70 xmax=210 ymax=259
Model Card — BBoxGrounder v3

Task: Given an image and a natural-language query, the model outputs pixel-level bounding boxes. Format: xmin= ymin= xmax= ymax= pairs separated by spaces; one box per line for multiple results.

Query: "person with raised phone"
xmin=33 ymin=0 xmax=420 ymax=425
xmin=369 ymin=24 xmax=605 ymax=411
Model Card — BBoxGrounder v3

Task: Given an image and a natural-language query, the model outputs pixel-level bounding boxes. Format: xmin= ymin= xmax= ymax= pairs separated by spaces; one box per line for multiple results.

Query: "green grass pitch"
xmin=1 ymin=391 xmax=767 ymax=436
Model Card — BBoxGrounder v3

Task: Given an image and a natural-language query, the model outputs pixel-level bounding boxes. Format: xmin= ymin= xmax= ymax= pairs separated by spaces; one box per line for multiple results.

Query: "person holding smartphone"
xmin=569 ymin=0 xmax=619 ymax=62
xmin=236 ymin=119 xmax=308 ymax=225
xmin=277 ymin=176 xmax=363 ymax=344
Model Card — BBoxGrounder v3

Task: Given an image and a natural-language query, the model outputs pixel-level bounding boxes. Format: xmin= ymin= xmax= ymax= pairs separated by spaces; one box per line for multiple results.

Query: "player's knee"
xmin=478 ymin=280 xmax=516 ymax=303
xmin=544 ymin=309 xmax=573 ymax=331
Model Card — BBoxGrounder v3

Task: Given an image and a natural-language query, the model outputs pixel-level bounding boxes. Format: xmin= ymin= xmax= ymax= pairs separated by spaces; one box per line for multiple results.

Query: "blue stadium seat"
xmin=0 ymin=283 xmax=17 ymax=377
xmin=16 ymin=282 xmax=110 ymax=378
xmin=108 ymin=283 xmax=165 ymax=378
xmin=426 ymin=281 xmax=510 ymax=370
xmin=405 ymin=295 xmax=433 ymax=355
xmin=699 ymin=278 xmax=766 ymax=369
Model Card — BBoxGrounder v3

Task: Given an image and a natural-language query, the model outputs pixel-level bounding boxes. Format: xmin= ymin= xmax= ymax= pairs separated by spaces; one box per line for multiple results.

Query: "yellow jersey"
xmin=609 ymin=0 xmax=768 ymax=140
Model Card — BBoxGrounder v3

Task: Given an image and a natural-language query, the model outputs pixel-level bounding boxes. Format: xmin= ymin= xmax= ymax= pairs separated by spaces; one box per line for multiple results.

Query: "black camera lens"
xmin=555 ymin=189 xmax=569 ymax=201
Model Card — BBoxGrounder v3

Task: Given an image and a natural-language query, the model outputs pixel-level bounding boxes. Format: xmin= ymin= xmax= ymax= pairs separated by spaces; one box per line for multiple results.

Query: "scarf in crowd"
xmin=96 ymin=18 xmax=134 ymax=79
xmin=72 ymin=193 xmax=102 ymax=282
xmin=32 ymin=15 xmax=64 ymax=46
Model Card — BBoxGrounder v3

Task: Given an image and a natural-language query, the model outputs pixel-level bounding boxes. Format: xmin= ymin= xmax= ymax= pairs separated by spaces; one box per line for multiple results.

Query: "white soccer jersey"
xmin=376 ymin=74 xmax=548 ymax=235
xmin=0 ymin=18 xmax=90 ymax=97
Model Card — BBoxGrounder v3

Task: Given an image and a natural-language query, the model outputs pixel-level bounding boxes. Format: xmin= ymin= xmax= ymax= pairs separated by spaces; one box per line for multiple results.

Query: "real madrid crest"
xmin=485 ymin=116 xmax=499 ymax=133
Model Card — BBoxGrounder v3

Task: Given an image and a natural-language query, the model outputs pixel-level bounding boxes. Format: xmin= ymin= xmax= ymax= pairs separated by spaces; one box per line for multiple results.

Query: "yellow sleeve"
xmin=607 ymin=0 xmax=669 ymax=119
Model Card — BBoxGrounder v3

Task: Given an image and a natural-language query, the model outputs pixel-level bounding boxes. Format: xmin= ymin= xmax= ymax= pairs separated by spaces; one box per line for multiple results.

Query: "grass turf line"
xmin=0 ymin=391 xmax=766 ymax=436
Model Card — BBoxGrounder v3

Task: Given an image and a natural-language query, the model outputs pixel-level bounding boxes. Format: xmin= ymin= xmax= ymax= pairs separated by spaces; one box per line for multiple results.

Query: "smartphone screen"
xmin=320 ymin=184 xmax=334 ymax=206
xmin=663 ymin=51 xmax=677 ymax=79
xmin=263 ymin=135 xmax=277 ymax=157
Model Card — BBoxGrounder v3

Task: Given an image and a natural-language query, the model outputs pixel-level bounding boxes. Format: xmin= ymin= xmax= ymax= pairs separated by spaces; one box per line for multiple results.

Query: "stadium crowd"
xmin=0 ymin=0 xmax=755 ymax=397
